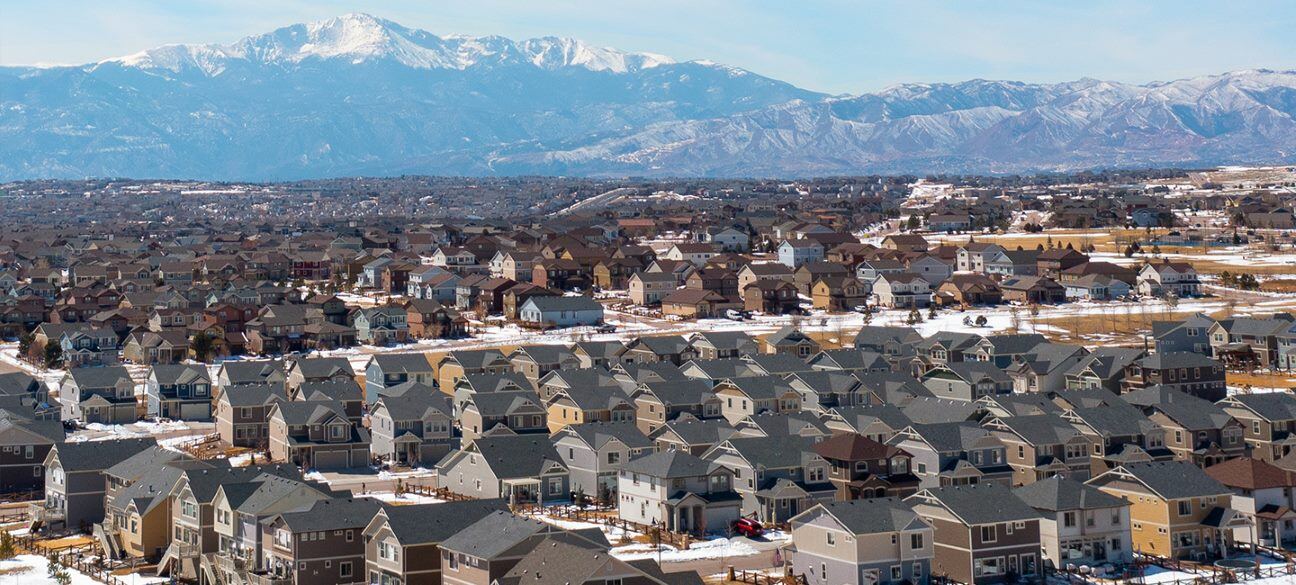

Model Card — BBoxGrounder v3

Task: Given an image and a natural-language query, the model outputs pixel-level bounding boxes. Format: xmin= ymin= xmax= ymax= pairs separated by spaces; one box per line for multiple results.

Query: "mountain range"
xmin=2 ymin=12 xmax=1295 ymax=180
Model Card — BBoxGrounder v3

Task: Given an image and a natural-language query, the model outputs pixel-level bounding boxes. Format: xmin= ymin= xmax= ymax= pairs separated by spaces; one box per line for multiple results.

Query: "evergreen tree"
xmin=42 ymin=343 xmax=63 ymax=369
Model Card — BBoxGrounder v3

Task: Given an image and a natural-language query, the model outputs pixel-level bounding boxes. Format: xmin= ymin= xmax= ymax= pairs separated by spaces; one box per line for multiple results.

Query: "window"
xmin=1063 ymin=512 xmax=1076 ymax=528
xmin=913 ymin=562 xmax=923 ymax=578
xmin=340 ymin=561 xmax=353 ymax=578
xmin=974 ymin=558 xmax=1002 ymax=577
xmin=448 ymin=552 xmax=459 ymax=571
xmin=607 ymin=452 xmax=620 ymax=465
xmin=891 ymin=566 xmax=902 ymax=581
xmin=826 ymin=532 xmax=835 ymax=547
xmin=980 ymin=525 xmax=996 ymax=543
xmin=1178 ymin=501 xmax=1191 ymax=516
xmin=910 ymin=533 xmax=924 ymax=549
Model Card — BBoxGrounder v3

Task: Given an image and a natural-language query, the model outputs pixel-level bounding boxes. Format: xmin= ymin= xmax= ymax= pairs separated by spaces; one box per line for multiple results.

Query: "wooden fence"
xmin=516 ymin=502 xmax=689 ymax=547
xmin=404 ymin=483 xmax=477 ymax=502
xmin=728 ymin=568 xmax=806 ymax=585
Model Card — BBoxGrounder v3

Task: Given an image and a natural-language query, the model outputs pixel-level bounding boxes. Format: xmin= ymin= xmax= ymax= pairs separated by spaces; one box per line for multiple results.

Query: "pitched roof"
xmin=808 ymin=498 xmax=924 ymax=534
xmin=1204 ymin=458 xmax=1296 ymax=490
xmin=377 ymin=499 xmax=509 ymax=544
xmin=1012 ymin=477 xmax=1128 ymax=512
xmin=913 ymin=483 xmax=1042 ymax=525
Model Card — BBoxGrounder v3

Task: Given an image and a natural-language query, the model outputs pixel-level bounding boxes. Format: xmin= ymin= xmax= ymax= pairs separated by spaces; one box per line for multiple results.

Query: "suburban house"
xmin=58 ymin=366 xmax=138 ymax=424
xmin=1087 ymin=461 xmax=1246 ymax=561
xmin=364 ymin=353 xmax=436 ymax=405
xmin=216 ymin=383 xmax=289 ymax=449
xmin=812 ymin=432 xmax=920 ymax=500
xmin=1204 ymin=457 xmax=1296 ymax=548
xmin=369 ymin=391 xmax=456 ymax=467
xmin=0 ymin=417 xmax=62 ymax=495
xmin=552 ymin=421 xmax=655 ymax=499
xmin=1012 ymin=477 xmax=1133 ymax=569
xmin=786 ymin=499 xmax=935 ymax=585
xmin=146 ymin=364 xmax=212 ymax=420
xmin=259 ymin=497 xmax=382 ymax=585
xmin=436 ymin=434 xmax=570 ymax=504
xmin=36 ymin=438 xmax=157 ymax=534
xmin=362 ymin=499 xmax=508 ymax=585
xmin=519 ymin=295 xmax=604 ymax=328
xmin=617 ymin=450 xmax=741 ymax=535
xmin=905 ymin=484 xmax=1043 ymax=584
xmin=267 ymin=400 xmax=371 ymax=470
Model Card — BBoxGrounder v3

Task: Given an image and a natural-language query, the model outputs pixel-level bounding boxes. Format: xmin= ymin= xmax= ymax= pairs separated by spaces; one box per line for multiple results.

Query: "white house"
xmin=519 ymin=296 xmax=604 ymax=328
xmin=1137 ymin=260 xmax=1201 ymax=297
xmin=779 ymin=239 xmax=825 ymax=269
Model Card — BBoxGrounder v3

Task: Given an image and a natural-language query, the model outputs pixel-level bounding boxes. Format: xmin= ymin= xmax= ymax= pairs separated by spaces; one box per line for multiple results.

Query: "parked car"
xmin=732 ymin=517 xmax=764 ymax=538
xmin=596 ymin=324 xmax=618 ymax=333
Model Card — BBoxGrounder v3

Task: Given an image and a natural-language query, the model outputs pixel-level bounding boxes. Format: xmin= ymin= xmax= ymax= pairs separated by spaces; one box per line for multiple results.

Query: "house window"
xmin=891 ymin=566 xmax=902 ymax=581
xmin=980 ymin=525 xmax=996 ymax=543
xmin=910 ymin=533 xmax=923 ymax=549
xmin=1178 ymin=501 xmax=1191 ymax=516
xmin=549 ymin=477 xmax=563 ymax=495
xmin=607 ymin=452 xmax=621 ymax=465
xmin=340 ymin=561 xmax=353 ymax=578
xmin=826 ymin=532 xmax=835 ymax=547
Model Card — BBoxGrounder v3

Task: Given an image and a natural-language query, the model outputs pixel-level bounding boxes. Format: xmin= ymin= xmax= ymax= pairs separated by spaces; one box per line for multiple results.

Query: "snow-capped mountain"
xmin=1 ymin=14 xmax=1294 ymax=180
xmin=103 ymin=13 xmax=676 ymax=75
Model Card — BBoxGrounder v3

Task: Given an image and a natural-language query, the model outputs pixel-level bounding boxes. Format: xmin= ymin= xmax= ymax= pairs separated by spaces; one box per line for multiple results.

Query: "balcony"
xmin=29 ymin=501 xmax=65 ymax=524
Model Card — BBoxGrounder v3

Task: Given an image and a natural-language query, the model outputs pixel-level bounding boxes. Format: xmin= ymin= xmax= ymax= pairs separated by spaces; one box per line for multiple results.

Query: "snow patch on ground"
xmin=611 ymin=537 xmax=760 ymax=562
xmin=0 ymin=554 xmax=167 ymax=585
xmin=358 ymin=491 xmax=446 ymax=505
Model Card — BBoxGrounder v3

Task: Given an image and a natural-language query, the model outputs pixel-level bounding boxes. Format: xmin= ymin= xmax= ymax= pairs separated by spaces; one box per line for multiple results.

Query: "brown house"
xmin=811 ymin=277 xmax=867 ymax=311
xmin=743 ymin=280 xmax=800 ymax=314
xmin=906 ymin=484 xmax=1043 ymax=584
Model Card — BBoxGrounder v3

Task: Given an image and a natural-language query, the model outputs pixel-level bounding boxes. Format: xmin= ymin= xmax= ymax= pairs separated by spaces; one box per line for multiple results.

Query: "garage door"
xmin=313 ymin=450 xmax=351 ymax=470
xmin=180 ymin=403 xmax=210 ymax=420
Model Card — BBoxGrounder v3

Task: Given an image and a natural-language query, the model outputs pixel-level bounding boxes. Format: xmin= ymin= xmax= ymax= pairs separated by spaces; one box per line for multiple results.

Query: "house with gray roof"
xmin=617 ymin=450 xmax=740 ymax=535
xmin=787 ymin=498 xmax=934 ymax=585
xmin=362 ymin=499 xmax=509 ymax=585
xmin=59 ymin=365 xmax=137 ymax=424
xmin=1013 ymin=477 xmax=1132 ymax=568
xmin=0 ymin=416 xmax=62 ymax=495
xmin=983 ymin=414 xmax=1093 ymax=486
xmin=364 ymin=353 xmax=435 ymax=404
xmin=370 ymin=390 xmax=455 ymax=467
xmin=440 ymin=511 xmax=612 ymax=585
xmin=906 ymin=484 xmax=1043 ymax=584
xmin=215 ymin=382 xmax=288 ymax=449
xmin=649 ymin=417 xmax=738 ymax=456
xmin=260 ymin=497 xmax=382 ymax=585
xmin=211 ymin=474 xmax=337 ymax=584
xmin=267 ymin=399 xmax=370 ymax=470
xmin=518 ymin=295 xmax=604 ymax=328
xmin=38 ymin=437 xmax=157 ymax=534
xmin=284 ymin=356 xmax=355 ymax=391
xmin=158 ymin=463 xmax=304 ymax=581
xmin=889 ymin=422 xmax=1012 ymax=489
xmin=703 ymin=434 xmax=834 ymax=524
xmin=553 ymin=420 xmax=654 ymax=500
xmin=1219 ymin=392 xmax=1296 ymax=462
xmin=458 ymin=390 xmax=547 ymax=440
xmin=436 ymin=434 xmax=570 ymax=505
xmin=146 ymin=363 xmax=212 ymax=420
xmin=688 ymin=331 xmax=758 ymax=360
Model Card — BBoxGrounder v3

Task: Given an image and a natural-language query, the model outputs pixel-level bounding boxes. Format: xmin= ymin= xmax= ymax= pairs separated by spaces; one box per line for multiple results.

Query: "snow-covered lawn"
xmin=611 ymin=537 xmax=763 ymax=562
xmin=66 ymin=420 xmax=214 ymax=446
xmin=532 ymin=514 xmax=639 ymax=542
xmin=0 ymin=554 xmax=166 ymax=585
xmin=359 ymin=491 xmax=446 ymax=505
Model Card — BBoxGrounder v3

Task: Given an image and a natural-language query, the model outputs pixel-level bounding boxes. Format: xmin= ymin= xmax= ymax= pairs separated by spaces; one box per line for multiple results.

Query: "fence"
xmin=404 ymin=483 xmax=477 ymax=502
xmin=728 ymin=568 xmax=806 ymax=585
xmin=516 ymin=502 xmax=690 ymax=547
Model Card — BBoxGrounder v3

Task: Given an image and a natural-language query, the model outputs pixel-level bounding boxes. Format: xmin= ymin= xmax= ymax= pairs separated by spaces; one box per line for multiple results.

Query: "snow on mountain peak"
xmin=99 ymin=13 xmax=676 ymax=75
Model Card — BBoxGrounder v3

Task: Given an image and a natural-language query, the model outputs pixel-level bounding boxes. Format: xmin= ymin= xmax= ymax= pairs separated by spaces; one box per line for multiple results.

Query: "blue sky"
xmin=2 ymin=1 xmax=1293 ymax=94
